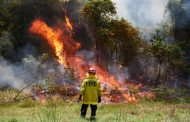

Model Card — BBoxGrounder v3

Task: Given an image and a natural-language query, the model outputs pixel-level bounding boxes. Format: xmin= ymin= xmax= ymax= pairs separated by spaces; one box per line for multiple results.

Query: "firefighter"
xmin=78 ymin=67 xmax=102 ymax=120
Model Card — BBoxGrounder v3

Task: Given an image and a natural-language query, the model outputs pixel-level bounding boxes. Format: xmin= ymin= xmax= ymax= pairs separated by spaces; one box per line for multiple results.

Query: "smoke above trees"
xmin=112 ymin=0 xmax=169 ymax=29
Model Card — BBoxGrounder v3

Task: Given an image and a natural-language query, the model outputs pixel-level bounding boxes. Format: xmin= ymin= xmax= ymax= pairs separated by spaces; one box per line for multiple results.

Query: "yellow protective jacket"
xmin=80 ymin=74 xmax=102 ymax=105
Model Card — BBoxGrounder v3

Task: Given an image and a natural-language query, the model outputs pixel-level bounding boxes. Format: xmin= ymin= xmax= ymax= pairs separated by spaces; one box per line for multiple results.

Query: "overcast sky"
xmin=112 ymin=0 xmax=169 ymax=29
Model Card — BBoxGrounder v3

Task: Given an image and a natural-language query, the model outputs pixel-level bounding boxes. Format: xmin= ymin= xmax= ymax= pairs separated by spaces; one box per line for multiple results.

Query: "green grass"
xmin=0 ymin=100 xmax=190 ymax=122
xmin=0 ymin=89 xmax=190 ymax=122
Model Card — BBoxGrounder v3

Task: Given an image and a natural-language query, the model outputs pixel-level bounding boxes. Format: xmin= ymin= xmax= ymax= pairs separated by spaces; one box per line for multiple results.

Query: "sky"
xmin=112 ymin=0 xmax=169 ymax=29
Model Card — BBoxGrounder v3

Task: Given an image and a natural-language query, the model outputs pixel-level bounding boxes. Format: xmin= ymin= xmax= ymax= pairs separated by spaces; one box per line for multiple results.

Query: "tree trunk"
xmin=163 ymin=66 xmax=168 ymax=86
xmin=154 ymin=64 xmax=161 ymax=88
xmin=115 ymin=43 xmax=118 ymax=61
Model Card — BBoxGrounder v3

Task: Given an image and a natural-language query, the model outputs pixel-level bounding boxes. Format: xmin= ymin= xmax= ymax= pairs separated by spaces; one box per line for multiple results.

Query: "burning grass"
xmin=28 ymin=79 xmax=155 ymax=104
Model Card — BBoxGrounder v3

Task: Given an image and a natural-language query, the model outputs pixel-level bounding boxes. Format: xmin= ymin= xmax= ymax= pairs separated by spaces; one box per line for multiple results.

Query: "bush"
xmin=154 ymin=86 xmax=190 ymax=103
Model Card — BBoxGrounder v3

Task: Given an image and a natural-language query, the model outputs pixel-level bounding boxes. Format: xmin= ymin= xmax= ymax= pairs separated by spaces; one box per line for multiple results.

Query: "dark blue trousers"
xmin=80 ymin=104 xmax=97 ymax=117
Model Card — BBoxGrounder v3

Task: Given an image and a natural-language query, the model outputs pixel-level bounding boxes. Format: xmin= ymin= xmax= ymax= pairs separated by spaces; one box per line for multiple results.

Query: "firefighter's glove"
xmin=78 ymin=95 xmax=82 ymax=103
xmin=98 ymin=96 xmax=101 ymax=103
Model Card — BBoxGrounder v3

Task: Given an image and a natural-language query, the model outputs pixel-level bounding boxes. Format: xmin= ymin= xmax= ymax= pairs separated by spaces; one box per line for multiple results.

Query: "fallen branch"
xmin=14 ymin=81 xmax=37 ymax=101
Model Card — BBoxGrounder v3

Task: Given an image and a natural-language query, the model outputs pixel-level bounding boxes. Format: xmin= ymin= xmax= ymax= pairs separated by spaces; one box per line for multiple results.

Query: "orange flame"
xmin=29 ymin=19 xmax=65 ymax=65
xmin=29 ymin=18 xmax=153 ymax=103
xmin=65 ymin=15 xmax=73 ymax=30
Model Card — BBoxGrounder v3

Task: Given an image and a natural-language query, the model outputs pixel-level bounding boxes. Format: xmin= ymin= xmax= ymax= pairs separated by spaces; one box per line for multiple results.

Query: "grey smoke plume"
xmin=0 ymin=57 xmax=37 ymax=89
xmin=76 ymin=50 xmax=96 ymax=64
xmin=113 ymin=0 xmax=169 ymax=29
xmin=108 ymin=64 xmax=129 ymax=82
xmin=182 ymin=0 xmax=190 ymax=18
xmin=0 ymin=57 xmax=24 ymax=89
xmin=16 ymin=44 xmax=38 ymax=60
xmin=167 ymin=0 xmax=190 ymax=29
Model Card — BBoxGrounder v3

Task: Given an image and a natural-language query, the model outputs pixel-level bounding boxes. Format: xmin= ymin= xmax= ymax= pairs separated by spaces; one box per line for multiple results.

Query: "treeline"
xmin=0 ymin=0 xmax=189 ymax=88
xmin=82 ymin=0 xmax=189 ymax=88
xmin=167 ymin=0 xmax=190 ymax=78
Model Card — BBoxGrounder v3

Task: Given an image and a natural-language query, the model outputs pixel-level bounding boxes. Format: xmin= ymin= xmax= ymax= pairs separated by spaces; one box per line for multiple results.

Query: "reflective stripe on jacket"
xmin=80 ymin=74 xmax=101 ymax=104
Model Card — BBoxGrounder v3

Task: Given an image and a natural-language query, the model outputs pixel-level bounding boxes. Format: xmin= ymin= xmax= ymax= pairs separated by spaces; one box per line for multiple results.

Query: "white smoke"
xmin=108 ymin=64 xmax=129 ymax=82
xmin=0 ymin=56 xmax=39 ymax=89
xmin=0 ymin=57 xmax=25 ymax=89
xmin=113 ymin=0 xmax=169 ymax=29
xmin=76 ymin=50 xmax=96 ymax=64
xmin=182 ymin=0 xmax=190 ymax=20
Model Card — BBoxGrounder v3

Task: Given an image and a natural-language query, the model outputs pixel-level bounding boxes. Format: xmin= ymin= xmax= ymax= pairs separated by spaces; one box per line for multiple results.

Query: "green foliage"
xmin=82 ymin=0 xmax=141 ymax=66
xmin=8 ymin=118 xmax=18 ymax=122
xmin=154 ymin=86 xmax=190 ymax=103
xmin=0 ymin=1 xmax=12 ymax=36
xmin=149 ymin=30 xmax=167 ymax=64
xmin=167 ymin=43 xmax=184 ymax=70
xmin=109 ymin=19 xmax=142 ymax=65
xmin=81 ymin=0 xmax=116 ymax=28
xmin=146 ymin=30 xmax=184 ymax=85
xmin=150 ymin=30 xmax=184 ymax=68
xmin=167 ymin=0 xmax=190 ymax=78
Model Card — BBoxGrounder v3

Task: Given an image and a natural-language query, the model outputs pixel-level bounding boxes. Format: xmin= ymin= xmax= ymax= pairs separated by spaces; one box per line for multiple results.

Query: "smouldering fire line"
xmin=29 ymin=19 xmax=66 ymax=65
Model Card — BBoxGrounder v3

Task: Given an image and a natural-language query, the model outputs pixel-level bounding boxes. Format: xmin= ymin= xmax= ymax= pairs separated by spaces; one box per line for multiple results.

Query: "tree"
xmin=147 ymin=30 xmax=184 ymax=87
xmin=81 ymin=0 xmax=116 ymax=68
xmin=0 ymin=32 xmax=14 ymax=59
xmin=167 ymin=0 xmax=190 ymax=78
xmin=81 ymin=0 xmax=116 ymax=28
xmin=81 ymin=0 xmax=141 ymax=68
xmin=0 ymin=0 xmax=14 ymax=36
xmin=109 ymin=18 xmax=141 ymax=66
